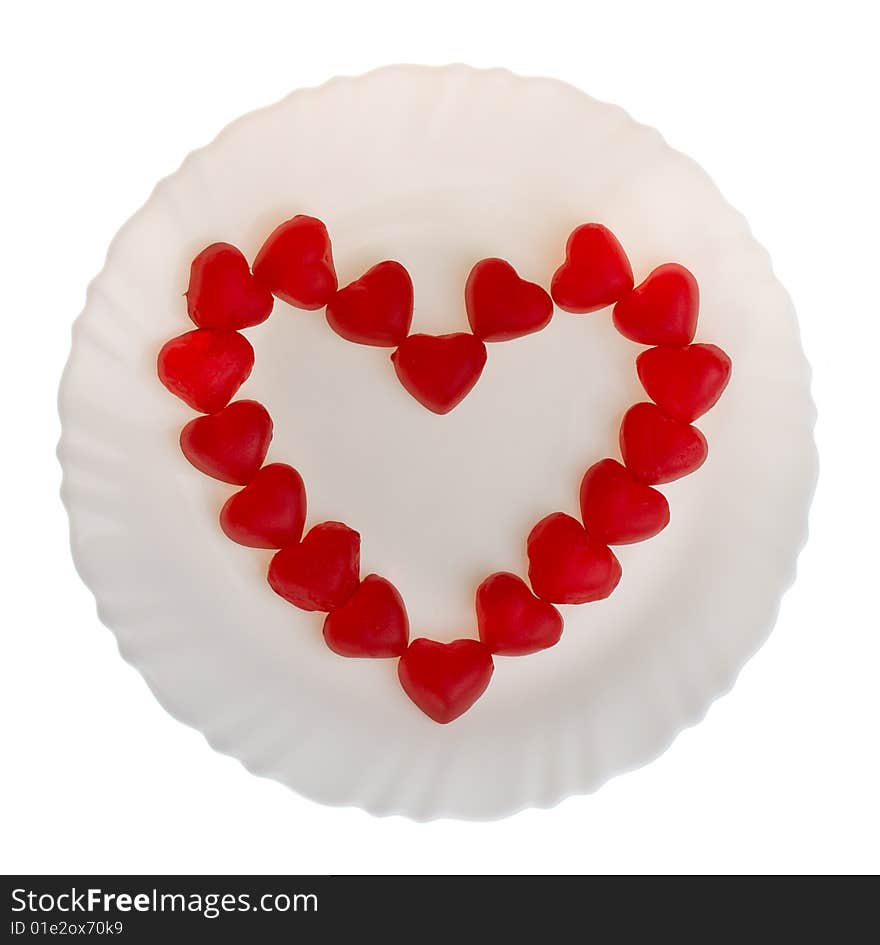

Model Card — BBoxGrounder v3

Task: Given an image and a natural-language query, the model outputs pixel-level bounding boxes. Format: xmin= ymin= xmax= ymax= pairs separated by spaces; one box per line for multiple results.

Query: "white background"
xmin=2 ymin=0 xmax=878 ymax=875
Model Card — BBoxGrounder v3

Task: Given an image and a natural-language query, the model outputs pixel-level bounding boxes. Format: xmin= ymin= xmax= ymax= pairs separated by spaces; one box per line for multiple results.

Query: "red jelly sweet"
xmin=475 ymin=572 xmax=563 ymax=656
xmin=398 ymin=638 xmax=494 ymax=724
xmin=325 ymin=260 xmax=413 ymax=347
xmin=612 ymin=263 xmax=699 ymax=346
xmin=465 ymin=258 xmax=553 ymax=341
xmin=219 ymin=463 xmax=307 ymax=549
xmin=550 ymin=223 xmax=634 ymax=314
xmin=252 ymin=215 xmax=337 ymax=309
xmin=322 ymin=574 xmax=409 ymax=658
xmin=157 ymin=328 xmax=254 ymax=414
xmin=186 ymin=242 xmax=274 ymax=330
xmin=620 ymin=402 xmax=708 ymax=484
xmin=527 ymin=512 xmax=621 ymax=604
xmin=636 ymin=343 xmax=732 ymax=422
xmin=179 ymin=400 xmax=272 ymax=485
xmin=391 ymin=332 xmax=488 ymax=414
xmin=579 ymin=458 xmax=669 ymax=545
xmin=268 ymin=521 xmax=360 ymax=612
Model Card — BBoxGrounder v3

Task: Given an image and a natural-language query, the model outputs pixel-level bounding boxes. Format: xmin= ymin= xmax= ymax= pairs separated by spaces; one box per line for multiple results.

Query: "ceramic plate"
xmin=59 ymin=65 xmax=816 ymax=820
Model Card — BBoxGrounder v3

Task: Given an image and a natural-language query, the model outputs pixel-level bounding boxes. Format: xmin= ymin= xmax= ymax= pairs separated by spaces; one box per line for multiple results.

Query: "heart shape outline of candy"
xmin=158 ymin=215 xmax=731 ymax=723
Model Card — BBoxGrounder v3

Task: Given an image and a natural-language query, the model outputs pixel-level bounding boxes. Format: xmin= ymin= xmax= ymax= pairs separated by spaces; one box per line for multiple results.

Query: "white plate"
xmin=59 ymin=64 xmax=817 ymax=820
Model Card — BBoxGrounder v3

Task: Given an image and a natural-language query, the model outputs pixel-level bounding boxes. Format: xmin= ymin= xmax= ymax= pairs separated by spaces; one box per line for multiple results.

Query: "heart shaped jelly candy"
xmin=620 ymin=402 xmax=708 ymax=484
xmin=252 ymin=214 xmax=337 ymax=309
xmin=550 ymin=223 xmax=634 ymax=314
xmin=157 ymin=329 xmax=254 ymax=414
xmin=268 ymin=521 xmax=361 ymax=612
xmin=613 ymin=263 xmax=699 ymax=347
xmin=527 ymin=512 xmax=621 ymax=604
xmin=391 ymin=333 xmax=487 ymax=414
xmin=579 ymin=458 xmax=669 ymax=545
xmin=476 ymin=572 xmax=563 ymax=656
xmin=326 ymin=260 xmax=413 ymax=346
xmin=323 ymin=574 xmax=410 ymax=658
xmin=398 ymin=638 xmax=494 ymax=724
xmin=186 ymin=242 xmax=274 ymax=330
xmin=219 ymin=463 xmax=306 ymax=549
xmin=465 ymin=258 xmax=553 ymax=341
xmin=636 ymin=343 xmax=731 ymax=422
xmin=179 ymin=400 xmax=272 ymax=485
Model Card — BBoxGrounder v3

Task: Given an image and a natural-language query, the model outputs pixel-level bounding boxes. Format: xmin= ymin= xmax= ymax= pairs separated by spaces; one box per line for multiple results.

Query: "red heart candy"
xmin=475 ymin=572 xmax=563 ymax=656
xmin=325 ymin=260 xmax=413 ymax=347
xmin=579 ymin=458 xmax=669 ymax=545
xmin=323 ymin=574 xmax=409 ymax=658
xmin=268 ymin=521 xmax=360 ymax=612
xmin=157 ymin=329 xmax=254 ymax=414
xmin=186 ymin=242 xmax=274 ymax=330
xmin=550 ymin=223 xmax=634 ymax=314
xmin=636 ymin=343 xmax=732 ymax=422
xmin=391 ymin=333 xmax=488 ymax=414
xmin=465 ymin=258 xmax=553 ymax=341
xmin=398 ymin=639 xmax=494 ymax=724
xmin=179 ymin=400 xmax=272 ymax=485
xmin=527 ymin=512 xmax=621 ymax=604
xmin=613 ymin=263 xmax=699 ymax=346
xmin=252 ymin=215 xmax=337 ymax=309
xmin=620 ymin=402 xmax=708 ymax=484
xmin=219 ymin=463 xmax=306 ymax=549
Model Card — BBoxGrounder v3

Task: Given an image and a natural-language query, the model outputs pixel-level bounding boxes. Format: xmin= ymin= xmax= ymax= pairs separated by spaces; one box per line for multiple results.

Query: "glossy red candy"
xmin=179 ymin=400 xmax=272 ymax=485
xmin=323 ymin=574 xmax=409 ymax=658
xmin=620 ymin=402 xmax=708 ymax=484
xmin=527 ymin=512 xmax=621 ymax=605
xmin=636 ymin=343 xmax=732 ymax=422
xmin=219 ymin=463 xmax=306 ymax=549
xmin=268 ymin=521 xmax=360 ymax=612
xmin=465 ymin=258 xmax=553 ymax=341
xmin=391 ymin=333 xmax=488 ymax=414
xmin=157 ymin=329 xmax=254 ymax=414
xmin=476 ymin=572 xmax=563 ymax=656
xmin=398 ymin=639 xmax=494 ymax=724
xmin=579 ymin=458 xmax=669 ymax=545
xmin=252 ymin=215 xmax=337 ymax=309
xmin=550 ymin=223 xmax=634 ymax=314
xmin=186 ymin=242 xmax=274 ymax=330
xmin=325 ymin=261 xmax=413 ymax=346
xmin=613 ymin=263 xmax=699 ymax=347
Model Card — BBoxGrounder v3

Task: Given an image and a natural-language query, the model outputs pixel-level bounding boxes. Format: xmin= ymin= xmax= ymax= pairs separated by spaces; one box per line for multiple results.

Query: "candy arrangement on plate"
xmin=61 ymin=65 xmax=815 ymax=817
xmin=158 ymin=215 xmax=731 ymax=723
